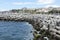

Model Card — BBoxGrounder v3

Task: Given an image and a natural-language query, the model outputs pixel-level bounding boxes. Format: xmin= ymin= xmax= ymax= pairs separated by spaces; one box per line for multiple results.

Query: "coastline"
xmin=0 ymin=13 xmax=60 ymax=40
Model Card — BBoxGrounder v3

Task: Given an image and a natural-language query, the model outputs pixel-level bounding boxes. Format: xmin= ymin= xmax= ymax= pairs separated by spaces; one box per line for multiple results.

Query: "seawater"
xmin=0 ymin=21 xmax=34 ymax=40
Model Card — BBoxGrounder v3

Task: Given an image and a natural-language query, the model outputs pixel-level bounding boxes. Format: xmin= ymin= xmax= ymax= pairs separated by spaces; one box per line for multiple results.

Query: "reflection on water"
xmin=0 ymin=21 xmax=34 ymax=40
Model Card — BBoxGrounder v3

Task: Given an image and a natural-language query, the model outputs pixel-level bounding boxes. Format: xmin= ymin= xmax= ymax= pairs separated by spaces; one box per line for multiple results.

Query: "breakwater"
xmin=0 ymin=13 xmax=60 ymax=40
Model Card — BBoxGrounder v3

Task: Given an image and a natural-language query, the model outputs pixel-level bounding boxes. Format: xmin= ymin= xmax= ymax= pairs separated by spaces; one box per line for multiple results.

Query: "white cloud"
xmin=13 ymin=2 xmax=23 ymax=5
xmin=12 ymin=0 xmax=55 ymax=5
xmin=38 ymin=0 xmax=55 ymax=4
xmin=0 ymin=9 xmax=9 ymax=11
xmin=12 ymin=2 xmax=41 ymax=5
xmin=45 ymin=5 xmax=60 ymax=8
xmin=12 ymin=2 xmax=34 ymax=5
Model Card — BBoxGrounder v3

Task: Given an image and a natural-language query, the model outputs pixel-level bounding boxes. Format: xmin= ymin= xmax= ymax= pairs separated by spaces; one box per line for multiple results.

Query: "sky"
xmin=0 ymin=0 xmax=60 ymax=11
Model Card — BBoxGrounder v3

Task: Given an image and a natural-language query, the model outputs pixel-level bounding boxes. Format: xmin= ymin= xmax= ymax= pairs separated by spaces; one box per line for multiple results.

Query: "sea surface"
xmin=0 ymin=21 xmax=34 ymax=40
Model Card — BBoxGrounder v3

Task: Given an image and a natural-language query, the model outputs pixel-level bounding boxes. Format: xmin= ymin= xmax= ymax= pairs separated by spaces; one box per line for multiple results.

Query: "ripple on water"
xmin=0 ymin=21 xmax=34 ymax=40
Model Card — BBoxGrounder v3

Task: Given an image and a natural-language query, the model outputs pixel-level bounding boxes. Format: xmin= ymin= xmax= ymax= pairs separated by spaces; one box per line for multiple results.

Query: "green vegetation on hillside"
xmin=10 ymin=8 xmax=60 ymax=14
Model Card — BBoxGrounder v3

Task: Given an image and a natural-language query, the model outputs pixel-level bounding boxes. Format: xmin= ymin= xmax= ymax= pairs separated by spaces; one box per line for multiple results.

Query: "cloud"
xmin=45 ymin=5 xmax=60 ymax=8
xmin=37 ymin=0 xmax=55 ymax=4
xmin=12 ymin=2 xmax=34 ymax=5
xmin=12 ymin=2 xmax=40 ymax=5
xmin=12 ymin=0 xmax=55 ymax=5
xmin=0 ymin=9 xmax=9 ymax=11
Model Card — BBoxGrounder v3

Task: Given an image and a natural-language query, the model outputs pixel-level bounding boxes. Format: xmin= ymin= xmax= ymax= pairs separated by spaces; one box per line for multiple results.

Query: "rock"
xmin=44 ymin=37 xmax=49 ymax=40
xmin=0 ymin=13 xmax=60 ymax=40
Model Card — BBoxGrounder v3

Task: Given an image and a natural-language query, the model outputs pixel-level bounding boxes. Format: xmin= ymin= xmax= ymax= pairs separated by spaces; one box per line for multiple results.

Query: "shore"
xmin=0 ymin=13 xmax=60 ymax=40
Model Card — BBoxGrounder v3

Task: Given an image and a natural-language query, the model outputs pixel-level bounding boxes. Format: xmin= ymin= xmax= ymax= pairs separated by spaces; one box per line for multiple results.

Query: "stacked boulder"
xmin=33 ymin=14 xmax=60 ymax=40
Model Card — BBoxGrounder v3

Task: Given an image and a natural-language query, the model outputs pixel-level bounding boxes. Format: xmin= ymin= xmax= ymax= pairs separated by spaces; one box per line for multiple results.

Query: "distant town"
xmin=0 ymin=7 xmax=60 ymax=14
